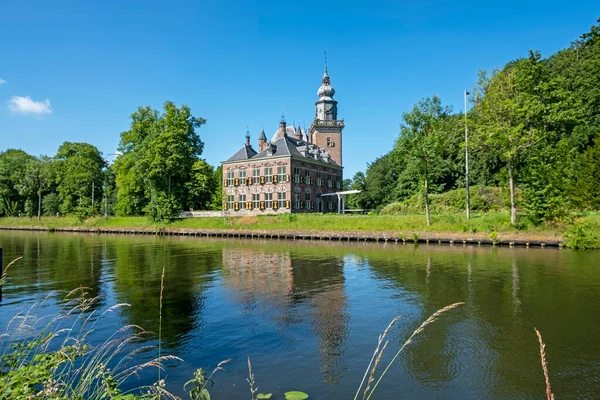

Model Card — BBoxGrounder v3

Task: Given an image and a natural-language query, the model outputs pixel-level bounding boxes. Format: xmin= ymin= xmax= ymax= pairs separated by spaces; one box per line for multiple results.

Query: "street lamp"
xmin=464 ymin=90 xmax=470 ymax=220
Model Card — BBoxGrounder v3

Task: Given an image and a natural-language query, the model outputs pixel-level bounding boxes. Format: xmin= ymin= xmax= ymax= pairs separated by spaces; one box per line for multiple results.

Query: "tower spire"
xmin=324 ymin=50 xmax=328 ymax=74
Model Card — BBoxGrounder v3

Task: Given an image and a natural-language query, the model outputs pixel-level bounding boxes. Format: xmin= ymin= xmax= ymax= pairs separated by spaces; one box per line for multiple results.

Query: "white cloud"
xmin=0 ymin=78 xmax=6 ymax=85
xmin=9 ymin=96 xmax=52 ymax=116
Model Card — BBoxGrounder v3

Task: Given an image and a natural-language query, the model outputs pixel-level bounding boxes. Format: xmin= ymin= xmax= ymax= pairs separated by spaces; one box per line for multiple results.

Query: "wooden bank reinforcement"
xmin=0 ymin=225 xmax=563 ymax=248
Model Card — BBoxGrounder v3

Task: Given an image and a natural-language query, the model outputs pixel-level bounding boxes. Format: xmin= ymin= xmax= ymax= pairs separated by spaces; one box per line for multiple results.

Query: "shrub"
xmin=380 ymin=186 xmax=506 ymax=215
xmin=42 ymin=193 xmax=61 ymax=216
xmin=564 ymin=223 xmax=600 ymax=249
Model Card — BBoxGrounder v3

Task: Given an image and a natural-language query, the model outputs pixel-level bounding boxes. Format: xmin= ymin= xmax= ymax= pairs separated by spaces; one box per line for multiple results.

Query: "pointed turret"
xmin=258 ymin=128 xmax=267 ymax=152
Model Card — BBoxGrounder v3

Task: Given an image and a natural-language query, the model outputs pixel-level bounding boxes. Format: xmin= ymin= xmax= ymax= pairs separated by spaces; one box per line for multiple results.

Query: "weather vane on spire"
xmin=245 ymin=125 xmax=250 ymax=137
xmin=281 ymin=110 xmax=286 ymax=123
xmin=324 ymin=50 xmax=328 ymax=73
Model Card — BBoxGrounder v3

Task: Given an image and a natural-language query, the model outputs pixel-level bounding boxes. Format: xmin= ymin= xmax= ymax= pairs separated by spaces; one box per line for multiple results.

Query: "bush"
xmin=144 ymin=192 xmax=181 ymax=222
xmin=380 ymin=186 xmax=506 ymax=215
xmin=42 ymin=193 xmax=61 ymax=216
xmin=563 ymin=223 xmax=600 ymax=249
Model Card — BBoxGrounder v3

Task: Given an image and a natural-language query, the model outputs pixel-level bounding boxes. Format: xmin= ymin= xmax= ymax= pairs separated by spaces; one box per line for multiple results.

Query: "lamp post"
xmin=464 ymin=90 xmax=470 ymax=220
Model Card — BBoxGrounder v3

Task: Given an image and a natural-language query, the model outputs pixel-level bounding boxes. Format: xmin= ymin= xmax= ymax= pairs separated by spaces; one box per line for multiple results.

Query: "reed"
xmin=0 ymin=286 xmax=181 ymax=399
xmin=363 ymin=302 xmax=464 ymax=400
xmin=158 ymin=264 xmax=166 ymax=395
xmin=535 ymin=328 xmax=555 ymax=400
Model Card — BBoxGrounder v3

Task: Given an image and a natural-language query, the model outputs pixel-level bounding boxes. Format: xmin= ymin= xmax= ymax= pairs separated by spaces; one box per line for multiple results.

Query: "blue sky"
xmin=0 ymin=1 xmax=598 ymax=177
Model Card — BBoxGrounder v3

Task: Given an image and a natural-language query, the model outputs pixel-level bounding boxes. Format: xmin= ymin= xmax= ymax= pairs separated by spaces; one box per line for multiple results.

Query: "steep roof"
xmin=251 ymin=135 xmax=339 ymax=167
xmin=226 ymin=145 xmax=257 ymax=162
xmin=252 ymin=136 xmax=302 ymax=159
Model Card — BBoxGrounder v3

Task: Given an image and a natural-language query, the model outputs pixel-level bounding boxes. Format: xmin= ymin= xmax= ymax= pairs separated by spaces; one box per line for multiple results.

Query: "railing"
xmin=312 ymin=119 xmax=344 ymax=128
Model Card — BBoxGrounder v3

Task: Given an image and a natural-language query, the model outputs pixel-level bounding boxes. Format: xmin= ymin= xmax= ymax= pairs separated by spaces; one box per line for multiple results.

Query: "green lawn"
xmin=2 ymin=212 xmax=599 ymax=237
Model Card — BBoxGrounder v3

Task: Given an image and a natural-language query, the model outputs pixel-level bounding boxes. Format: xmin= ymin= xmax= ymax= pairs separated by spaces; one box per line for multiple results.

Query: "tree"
xmin=210 ymin=165 xmax=223 ymax=211
xmin=24 ymin=156 xmax=55 ymax=221
xmin=0 ymin=149 xmax=35 ymax=216
xmin=357 ymin=154 xmax=398 ymax=210
xmin=473 ymin=64 xmax=535 ymax=225
xmin=398 ymin=96 xmax=451 ymax=226
xmin=114 ymin=102 xmax=207 ymax=221
xmin=54 ymin=142 xmax=105 ymax=218
xmin=572 ymin=134 xmax=600 ymax=209
xmin=186 ymin=159 xmax=216 ymax=210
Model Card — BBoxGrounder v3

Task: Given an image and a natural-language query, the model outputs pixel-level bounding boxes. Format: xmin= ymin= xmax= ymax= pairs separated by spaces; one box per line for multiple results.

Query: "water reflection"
xmin=1 ymin=232 xmax=599 ymax=399
xmin=221 ymin=247 xmax=349 ymax=383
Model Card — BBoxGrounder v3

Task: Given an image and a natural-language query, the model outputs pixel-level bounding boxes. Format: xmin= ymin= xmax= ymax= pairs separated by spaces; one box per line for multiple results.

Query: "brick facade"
xmin=222 ymin=156 xmax=342 ymax=215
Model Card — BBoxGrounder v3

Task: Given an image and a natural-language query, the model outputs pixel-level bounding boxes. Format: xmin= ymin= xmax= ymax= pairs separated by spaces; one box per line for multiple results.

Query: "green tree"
xmin=54 ymin=142 xmax=106 ymax=218
xmin=210 ymin=165 xmax=223 ymax=211
xmin=186 ymin=159 xmax=216 ymax=210
xmin=114 ymin=106 xmax=159 ymax=215
xmin=572 ymin=134 xmax=600 ymax=209
xmin=473 ymin=65 xmax=538 ymax=225
xmin=398 ymin=96 xmax=451 ymax=226
xmin=24 ymin=156 xmax=55 ymax=221
xmin=358 ymin=154 xmax=398 ymax=210
xmin=0 ymin=149 xmax=35 ymax=216
xmin=114 ymin=102 xmax=206 ymax=221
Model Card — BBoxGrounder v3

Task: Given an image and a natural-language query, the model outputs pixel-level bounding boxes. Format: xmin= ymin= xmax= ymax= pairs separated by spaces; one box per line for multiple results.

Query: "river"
xmin=0 ymin=231 xmax=598 ymax=399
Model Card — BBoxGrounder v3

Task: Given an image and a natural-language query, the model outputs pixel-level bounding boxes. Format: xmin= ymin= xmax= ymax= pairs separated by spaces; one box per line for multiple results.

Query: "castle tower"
xmin=258 ymin=128 xmax=267 ymax=152
xmin=309 ymin=55 xmax=344 ymax=166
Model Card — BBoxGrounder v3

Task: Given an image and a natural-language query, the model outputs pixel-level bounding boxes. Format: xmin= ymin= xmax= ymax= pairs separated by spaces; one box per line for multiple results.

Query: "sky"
xmin=0 ymin=1 xmax=598 ymax=177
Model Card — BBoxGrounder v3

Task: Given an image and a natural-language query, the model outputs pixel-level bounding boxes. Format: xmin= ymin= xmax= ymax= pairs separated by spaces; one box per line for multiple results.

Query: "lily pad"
xmin=257 ymin=394 xmax=273 ymax=399
xmin=284 ymin=391 xmax=309 ymax=400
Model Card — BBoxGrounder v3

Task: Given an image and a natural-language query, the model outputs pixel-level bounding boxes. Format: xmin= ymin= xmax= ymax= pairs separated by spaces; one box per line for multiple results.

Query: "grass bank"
xmin=2 ymin=212 xmax=600 ymax=242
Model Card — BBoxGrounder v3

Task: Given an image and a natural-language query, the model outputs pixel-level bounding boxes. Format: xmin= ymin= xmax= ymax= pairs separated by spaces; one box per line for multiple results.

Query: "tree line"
xmin=2 ymin=19 xmax=598 ymax=224
xmin=0 ymin=102 xmax=221 ymax=221
xmin=347 ymin=18 xmax=600 ymax=225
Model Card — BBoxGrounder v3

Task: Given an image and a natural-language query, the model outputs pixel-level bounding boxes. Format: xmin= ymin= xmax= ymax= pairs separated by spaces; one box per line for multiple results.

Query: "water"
xmin=0 ymin=231 xmax=599 ymax=399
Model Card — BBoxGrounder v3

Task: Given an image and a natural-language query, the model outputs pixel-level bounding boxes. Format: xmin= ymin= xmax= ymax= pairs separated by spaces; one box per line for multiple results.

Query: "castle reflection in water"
xmin=221 ymin=247 xmax=349 ymax=383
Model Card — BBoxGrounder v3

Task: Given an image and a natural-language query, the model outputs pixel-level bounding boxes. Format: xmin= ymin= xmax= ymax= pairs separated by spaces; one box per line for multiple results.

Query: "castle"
xmin=221 ymin=62 xmax=344 ymax=214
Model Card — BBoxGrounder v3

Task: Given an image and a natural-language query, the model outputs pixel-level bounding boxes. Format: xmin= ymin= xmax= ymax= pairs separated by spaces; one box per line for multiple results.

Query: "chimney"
xmin=278 ymin=120 xmax=286 ymax=139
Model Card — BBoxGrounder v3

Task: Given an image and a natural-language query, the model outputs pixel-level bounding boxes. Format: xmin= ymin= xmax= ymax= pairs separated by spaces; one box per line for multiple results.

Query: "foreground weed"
xmin=0 ymin=284 xmax=181 ymax=399
xmin=185 ymin=359 xmax=233 ymax=400
xmin=535 ymin=328 xmax=555 ymax=400
xmin=357 ymin=302 xmax=464 ymax=400
xmin=246 ymin=357 xmax=308 ymax=400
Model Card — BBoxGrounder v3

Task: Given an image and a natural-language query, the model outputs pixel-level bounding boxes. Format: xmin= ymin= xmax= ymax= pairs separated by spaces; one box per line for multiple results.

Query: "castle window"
xmin=277 ymin=166 xmax=287 ymax=183
xmin=327 ymin=174 xmax=332 ymax=188
xmin=239 ymin=194 xmax=246 ymax=205
xmin=317 ymin=172 xmax=323 ymax=186
xmin=226 ymin=171 xmax=235 ymax=186
xmin=293 ymin=167 xmax=300 ymax=183
xmin=226 ymin=195 xmax=234 ymax=210
xmin=253 ymin=168 xmax=260 ymax=184
xmin=277 ymin=192 xmax=287 ymax=208
xmin=265 ymin=167 xmax=273 ymax=183
xmin=305 ymin=193 xmax=311 ymax=210
xmin=327 ymin=137 xmax=334 ymax=147
xmin=294 ymin=193 xmax=300 ymax=209
xmin=238 ymin=170 xmax=246 ymax=182
xmin=265 ymin=192 xmax=273 ymax=209
xmin=252 ymin=193 xmax=260 ymax=209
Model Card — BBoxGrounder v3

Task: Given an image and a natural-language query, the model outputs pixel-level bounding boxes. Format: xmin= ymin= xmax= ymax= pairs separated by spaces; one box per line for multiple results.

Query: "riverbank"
xmin=1 ymin=212 xmax=588 ymax=247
